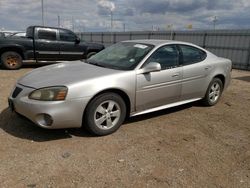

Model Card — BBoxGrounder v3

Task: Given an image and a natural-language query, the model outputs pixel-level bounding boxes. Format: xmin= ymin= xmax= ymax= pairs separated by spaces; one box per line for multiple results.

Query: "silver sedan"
xmin=8 ymin=40 xmax=232 ymax=135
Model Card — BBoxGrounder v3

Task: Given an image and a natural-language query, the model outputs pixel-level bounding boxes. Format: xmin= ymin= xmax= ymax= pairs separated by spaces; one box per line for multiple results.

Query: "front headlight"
xmin=29 ymin=86 xmax=68 ymax=101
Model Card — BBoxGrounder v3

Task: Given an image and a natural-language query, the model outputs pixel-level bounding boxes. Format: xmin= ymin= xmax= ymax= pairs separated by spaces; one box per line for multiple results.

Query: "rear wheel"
xmin=203 ymin=78 xmax=223 ymax=106
xmin=84 ymin=93 xmax=126 ymax=136
xmin=1 ymin=51 xmax=23 ymax=70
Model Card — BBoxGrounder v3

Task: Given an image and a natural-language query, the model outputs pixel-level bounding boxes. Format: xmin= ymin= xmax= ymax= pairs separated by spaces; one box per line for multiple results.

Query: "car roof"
xmin=122 ymin=39 xmax=199 ymax=48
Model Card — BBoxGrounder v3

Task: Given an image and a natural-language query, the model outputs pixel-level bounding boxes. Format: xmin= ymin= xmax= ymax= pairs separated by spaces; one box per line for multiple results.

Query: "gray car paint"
xmin=9 ymin=40 xmax=232 ymax=129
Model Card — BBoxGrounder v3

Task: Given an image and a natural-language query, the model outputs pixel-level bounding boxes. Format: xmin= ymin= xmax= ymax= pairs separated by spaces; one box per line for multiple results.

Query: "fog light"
xmin=36 ymin=114 xmax=53 ymax=126
xmin=44 ymin=114 xmax=53 ymax=126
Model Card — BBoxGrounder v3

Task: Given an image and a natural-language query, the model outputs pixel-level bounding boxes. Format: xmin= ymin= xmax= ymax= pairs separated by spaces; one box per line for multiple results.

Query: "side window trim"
xmin=36 ymin=28 xmax=58 ymax=41
xmin=59 ymin=29 xmax=76 ymax=42
xmin=178 ymin=44 xmax=207 ymax=66
xmin=141 ymin=44 xmax=180 ymax=70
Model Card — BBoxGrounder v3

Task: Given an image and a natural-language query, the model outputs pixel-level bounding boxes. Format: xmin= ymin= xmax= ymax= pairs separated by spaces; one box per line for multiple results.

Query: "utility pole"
xmin=167 ymin=24 xmax=174 ymax=40
xmin=212 ymin=16 xmax=218 ymax=30
xmin=110 ymin=10 xmax=113 ymax=43
xmin=123 ymin=23 xmax=126 ymax=32
xmin=57 ymin=15 xmax=60 ymax=27
xmin=41 ymin=0 xmax=44 ymax=26
xmin=72 ymin=16 xmax=74 ymax=32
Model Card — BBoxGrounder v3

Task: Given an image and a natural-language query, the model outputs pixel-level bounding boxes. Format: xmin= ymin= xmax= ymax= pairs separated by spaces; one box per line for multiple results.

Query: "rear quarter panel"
xmin=206 ymin=55 xmax=232 ymax=91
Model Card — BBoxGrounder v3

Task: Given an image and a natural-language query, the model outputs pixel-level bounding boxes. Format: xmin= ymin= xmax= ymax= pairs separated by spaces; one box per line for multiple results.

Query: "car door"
xmin=178 ymin=44 xmax=210 ymax=100
xmin=136 ymin=45 xmax=183 ymax=112
xmin=58 ymin=29 xmax=85 ymax=60
xmin=34 ymin=28 xmax=60 ymax=61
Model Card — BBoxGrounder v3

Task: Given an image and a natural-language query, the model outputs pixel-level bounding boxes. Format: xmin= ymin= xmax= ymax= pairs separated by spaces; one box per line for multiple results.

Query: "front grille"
xmin=12 ymin=87 xmax=23 ymax=98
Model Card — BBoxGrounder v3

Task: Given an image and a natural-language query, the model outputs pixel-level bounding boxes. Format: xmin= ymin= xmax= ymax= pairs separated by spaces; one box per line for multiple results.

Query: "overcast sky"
xmin=0 ymin=0 xmax=250 ymax=32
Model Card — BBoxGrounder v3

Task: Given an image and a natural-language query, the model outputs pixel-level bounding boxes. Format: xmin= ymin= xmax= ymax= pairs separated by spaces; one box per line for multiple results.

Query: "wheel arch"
xmin=82 ymin=88 xmax=131 ymax=125
xmin=213 ymin=74 xmax=225 ymax=89
xmin=0 ymin=47 xmax=25 ymax=60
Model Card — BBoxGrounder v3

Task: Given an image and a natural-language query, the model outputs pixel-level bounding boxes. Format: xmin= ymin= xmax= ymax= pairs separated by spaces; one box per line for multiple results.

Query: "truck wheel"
xmin=84 ymin=93 xmax=126 ymax=136
xmin=1 ymin=51 xmax=23 ymax=70
xmin=87 ymin=52 xmax=96 ymax=59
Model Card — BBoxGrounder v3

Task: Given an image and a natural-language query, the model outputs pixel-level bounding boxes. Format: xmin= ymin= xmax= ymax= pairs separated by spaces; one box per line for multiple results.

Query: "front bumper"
xmin=9 ymin=84 xmax=90 ymax=129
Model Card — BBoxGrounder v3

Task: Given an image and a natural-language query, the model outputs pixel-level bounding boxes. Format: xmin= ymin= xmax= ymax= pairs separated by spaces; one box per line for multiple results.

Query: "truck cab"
xmin=0 ymin=26 xmax=105 ymax=69
xmin=29 ymin=26 xmax=86 ymax=61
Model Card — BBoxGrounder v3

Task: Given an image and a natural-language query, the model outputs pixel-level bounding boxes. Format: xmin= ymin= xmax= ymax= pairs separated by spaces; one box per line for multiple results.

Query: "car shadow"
xmin=234 ymin=76 xmax=250 ymax=82
xmin=0 ymin=108 xmax=92 ymax=142
xmin=0 ymin=101 xmax=199 ymax=141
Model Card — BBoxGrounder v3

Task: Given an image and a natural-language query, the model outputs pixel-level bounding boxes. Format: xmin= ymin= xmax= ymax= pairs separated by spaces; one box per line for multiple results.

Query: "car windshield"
xmin=87 ymin=42 xmax=154 ymax=70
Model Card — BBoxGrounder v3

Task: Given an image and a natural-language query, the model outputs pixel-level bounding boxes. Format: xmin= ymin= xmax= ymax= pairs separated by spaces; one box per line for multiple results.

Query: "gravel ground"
xmin=0 ymin=66 xmax=249 ymax=188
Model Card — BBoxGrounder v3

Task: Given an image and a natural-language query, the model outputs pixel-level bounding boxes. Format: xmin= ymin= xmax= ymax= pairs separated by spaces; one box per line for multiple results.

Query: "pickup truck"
xmin=0 ymin=26 xmax=105 ymax=69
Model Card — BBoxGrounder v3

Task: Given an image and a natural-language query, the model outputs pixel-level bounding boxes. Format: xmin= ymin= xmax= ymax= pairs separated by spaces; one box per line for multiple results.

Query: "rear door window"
xmin=179 ymin=45 xmax=207 ymax=65
xmin=37 ymin=29 xmax=57 ymax=40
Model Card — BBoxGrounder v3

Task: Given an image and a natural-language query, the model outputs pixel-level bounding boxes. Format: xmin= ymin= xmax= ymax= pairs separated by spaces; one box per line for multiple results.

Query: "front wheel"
xmin=202 ymin=78 xmax=223 ymax=106
xmin=84 ymin=93 xmax=126 ymax=136
xmin=1 ymin=51 xmax=23 ymax=70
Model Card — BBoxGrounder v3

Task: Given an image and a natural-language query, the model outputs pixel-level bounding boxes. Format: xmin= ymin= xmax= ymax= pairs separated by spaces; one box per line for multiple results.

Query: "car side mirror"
xmin=75 ymin=37 xmax=80 ymax=44
xmin=139 ymin=62 xmax=161 ymax=74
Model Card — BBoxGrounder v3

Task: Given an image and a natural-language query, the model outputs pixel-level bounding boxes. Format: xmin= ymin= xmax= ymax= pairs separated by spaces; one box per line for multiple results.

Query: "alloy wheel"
xmin=94 ymin=100 xmax=121 ymax=130
xmin=209 ymin=82 xmax=221 ymax=103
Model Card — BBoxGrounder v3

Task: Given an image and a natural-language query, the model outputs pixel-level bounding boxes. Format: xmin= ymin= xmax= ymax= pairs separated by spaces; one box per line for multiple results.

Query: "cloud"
xmin=133 ymin=1 xmax=170 ymax=14
xmin=98 ymin=0 xmax=115 ymax=11
xmin=124 ymin=8 xmax=134 ymax=16
xmin=0 ymin=0 xmax=249 ymax=31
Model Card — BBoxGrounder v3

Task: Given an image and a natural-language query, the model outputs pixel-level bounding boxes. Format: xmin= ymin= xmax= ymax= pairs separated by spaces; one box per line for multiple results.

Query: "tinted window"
xmin=38 ymin=30 xmax=56 ymax=40
xmin=26 ymin=27 xmax=33 ymax=38
xmin=145 ymin=45 xmax=179 ymax=69
xmin=179 ymin=45 xmax=206 ymax=65
xmin=60 ymin=30 xmax=76 ymax=42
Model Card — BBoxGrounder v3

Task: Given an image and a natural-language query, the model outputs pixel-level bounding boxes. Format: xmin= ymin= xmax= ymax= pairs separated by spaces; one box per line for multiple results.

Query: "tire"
xmin=87 ymin=52 xmax=97 ymax=59
xmin=202 ymin=78 xmax=223 ymax=106
xmin=84 ymin=93 xmax=126 ymax=136
xmin=1 ymin=51 xmax=23 ymax=70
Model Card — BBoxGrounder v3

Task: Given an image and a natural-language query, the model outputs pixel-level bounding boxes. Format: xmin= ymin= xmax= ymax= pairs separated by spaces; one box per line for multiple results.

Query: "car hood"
xmin=18 ymin=61 xmax=121 ymax=88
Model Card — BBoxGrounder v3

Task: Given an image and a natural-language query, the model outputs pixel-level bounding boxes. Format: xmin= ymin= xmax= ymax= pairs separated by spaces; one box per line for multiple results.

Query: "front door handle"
xmin=205 ymin=66 xmax=212 ymax=70
xmin=172 ymin=73 xmax=180 ymax=77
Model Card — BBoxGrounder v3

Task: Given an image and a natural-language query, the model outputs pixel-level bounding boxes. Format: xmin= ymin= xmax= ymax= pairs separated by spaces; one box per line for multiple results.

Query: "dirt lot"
xmin=0 ymin=67 xmax=249 ymax=188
